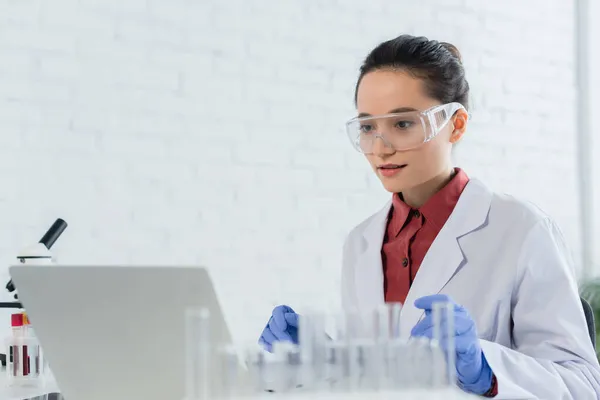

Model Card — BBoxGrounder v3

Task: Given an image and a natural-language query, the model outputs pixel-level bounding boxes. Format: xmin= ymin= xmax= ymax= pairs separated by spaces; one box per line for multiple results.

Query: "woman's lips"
xmin=377 ymin=164 xmax=407 ymax=177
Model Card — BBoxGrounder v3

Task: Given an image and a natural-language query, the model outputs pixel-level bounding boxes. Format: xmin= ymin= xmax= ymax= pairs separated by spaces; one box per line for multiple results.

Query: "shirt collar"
xmin=419 ymin=168 xmax=469 ymax=231
xmin=389 ymin=191 xmax=412 ymax=237
xmin=388 ymin=168 xmax=470 ymax=234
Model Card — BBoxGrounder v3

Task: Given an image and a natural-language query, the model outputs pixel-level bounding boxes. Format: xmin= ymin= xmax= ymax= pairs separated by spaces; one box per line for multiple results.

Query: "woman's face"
xmin=355 ymin=69 xmax=466 ymax=194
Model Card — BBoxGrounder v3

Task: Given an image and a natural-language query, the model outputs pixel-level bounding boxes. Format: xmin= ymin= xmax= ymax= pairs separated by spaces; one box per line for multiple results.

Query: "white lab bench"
xmin=0 ymin=367 xmax=60 ymax=400
xmin=0 ymin=369 xmax=479 ymax=400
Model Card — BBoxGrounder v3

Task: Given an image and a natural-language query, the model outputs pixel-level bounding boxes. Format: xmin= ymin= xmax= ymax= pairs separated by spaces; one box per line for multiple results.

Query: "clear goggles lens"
xmin=345 ymin=102 xmax=465 ymax=154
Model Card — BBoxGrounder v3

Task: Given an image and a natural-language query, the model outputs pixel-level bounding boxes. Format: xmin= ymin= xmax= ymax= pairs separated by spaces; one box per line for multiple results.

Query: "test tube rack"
xmin=183 ymin=304 xmax=478 ymax=399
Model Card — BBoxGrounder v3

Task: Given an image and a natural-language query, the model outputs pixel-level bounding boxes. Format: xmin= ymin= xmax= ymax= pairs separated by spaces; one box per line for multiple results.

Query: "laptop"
xmin=8 ymin=265 xmax=240 ymax=400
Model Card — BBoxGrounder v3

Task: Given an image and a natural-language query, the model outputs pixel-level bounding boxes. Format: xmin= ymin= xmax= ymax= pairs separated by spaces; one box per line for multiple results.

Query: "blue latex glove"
xmin=258 ymin=305 xmax=299 ymax=352
xmin=411 ymin=294 xmax=494 ymax=395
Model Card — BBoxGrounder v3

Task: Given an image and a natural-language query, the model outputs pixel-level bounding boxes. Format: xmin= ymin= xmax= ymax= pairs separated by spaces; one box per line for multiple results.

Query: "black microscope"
xmin=0 ymin=219 xmax=67 ymax=367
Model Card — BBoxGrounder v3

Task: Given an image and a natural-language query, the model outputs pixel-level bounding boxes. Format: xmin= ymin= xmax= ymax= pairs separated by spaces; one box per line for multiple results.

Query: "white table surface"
xmin=0 ymin=367 xmax=60 ymax=400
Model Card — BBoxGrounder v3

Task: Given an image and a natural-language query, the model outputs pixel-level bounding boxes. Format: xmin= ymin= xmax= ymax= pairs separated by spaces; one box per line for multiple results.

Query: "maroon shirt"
xmin=382 ymin=168 xmax=469 ymax=304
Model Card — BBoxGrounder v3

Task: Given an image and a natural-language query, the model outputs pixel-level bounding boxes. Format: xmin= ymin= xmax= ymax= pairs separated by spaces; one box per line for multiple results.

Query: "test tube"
xmin=350 ymin=338 xmax=381 ymax=392
xmin=311 ymin=312 xmax=327 ymax=387
xmin=385 ymin=338 xmax=404 ymax=390
xmin=369 ymin=306 xmax=392 ymax=390
xmin=299 ymin=313 xmax=313 ymax=364
xmin=332 ymin=312 xmax=346 ymax=341
xmin=389 ymin=303 xmax=402 ymax=339
xmin=445 ymin=303 xmax=456 ymax=386
xmin=344 ymin=308 xmax=362 ymax=341
xmin=430 ymin=339 xmax=446 ymax=388
xmin=380 ymin=303 xmax=404 ymax=388
xmin=321 ymin=312 xmax=347 ymax=391
xmin=286 ymin=343 xmax=302 ymax=391
xmin=403 ymin=338 xmax=420 ymax=389
xmin=412 ymin=337 xmax=433 ymax=388
xmin=367 ymin=341 xmax=387 ymax=391
xmin=324 ymin=340 xmax=347 ymax=392
xmin=298 ymin=312 xmax=315 ymax=390
xmin=346 ymin=339 xmax=362 ymax=391
xmin=272 ymin=341 xmax=301 ymax=393
xmin=184 ymin=308 xmax=211 ymax=400
xmin=374 ymin=304 xmax=391 ymax=342
xmin=432 ymin=301 xmax=456 ymax=387
xmin=432 ymin=301 xmax=444 ymax=386
xmin=245 ymin=345 xmax=267 ymax=394
xmin=219 ymin=345 xmax=240 ymax=398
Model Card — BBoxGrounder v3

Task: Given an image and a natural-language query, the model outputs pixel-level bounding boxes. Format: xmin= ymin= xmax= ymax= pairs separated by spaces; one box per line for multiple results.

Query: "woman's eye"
xmin=395 ymin=120 xmax=413 ymax=129
xmin=359 ymin=124 xmax=374 ymax=133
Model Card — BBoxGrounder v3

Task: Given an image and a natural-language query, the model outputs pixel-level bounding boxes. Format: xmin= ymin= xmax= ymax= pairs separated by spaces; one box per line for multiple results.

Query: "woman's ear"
xmin=449 ymin=109 xmax=468 ymax=144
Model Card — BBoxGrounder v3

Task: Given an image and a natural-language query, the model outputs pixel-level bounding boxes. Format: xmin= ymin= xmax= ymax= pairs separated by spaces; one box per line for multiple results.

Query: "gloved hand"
xmin=411 ymin=294 xmax=494 ymax=395
xmin=258 ymin=305 xmax=299 ymax=353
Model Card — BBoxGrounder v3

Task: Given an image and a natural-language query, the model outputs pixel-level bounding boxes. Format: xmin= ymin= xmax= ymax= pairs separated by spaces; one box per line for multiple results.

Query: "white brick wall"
xmin=0 ymin=0 xmax=582 ymax=345
xmin=588 ymin=0 xmax=600 ymax=276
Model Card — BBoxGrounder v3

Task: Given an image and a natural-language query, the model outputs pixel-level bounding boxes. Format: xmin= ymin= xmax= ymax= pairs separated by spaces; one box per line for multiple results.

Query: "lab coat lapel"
xmin=399 ymin=179 xmax=493 ymax=337
xmin=354 ymin=201 xmax=391 ymax=313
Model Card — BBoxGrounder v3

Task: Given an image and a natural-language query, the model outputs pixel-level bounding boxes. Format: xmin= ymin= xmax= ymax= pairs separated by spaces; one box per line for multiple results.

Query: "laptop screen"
xmin=22 ymin=393 xmax=62 ymax=400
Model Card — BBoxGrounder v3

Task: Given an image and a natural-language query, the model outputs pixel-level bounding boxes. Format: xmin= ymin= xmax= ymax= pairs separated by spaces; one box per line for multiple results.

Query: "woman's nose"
xmin=371 ymin=134 xmax=395 ymax=156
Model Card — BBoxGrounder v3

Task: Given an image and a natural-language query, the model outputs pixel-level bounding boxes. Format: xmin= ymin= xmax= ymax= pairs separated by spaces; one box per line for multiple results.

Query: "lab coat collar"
xmin=354 ymin=178 xmax=493 ymax=337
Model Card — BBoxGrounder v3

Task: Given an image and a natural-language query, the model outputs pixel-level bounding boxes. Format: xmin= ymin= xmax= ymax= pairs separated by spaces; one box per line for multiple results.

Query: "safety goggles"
xmin=345 ymin=102 xmax=466 ymax=154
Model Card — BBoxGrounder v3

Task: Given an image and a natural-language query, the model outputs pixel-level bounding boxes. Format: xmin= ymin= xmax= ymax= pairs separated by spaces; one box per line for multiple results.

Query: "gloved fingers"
xmin=429 ymin=312 xmax=472 ymax=336
xmin=284 ymin=312 xmax=299 ymax=327
xmin=283 ymin=305 xmax=296 ymax=313
xmin=411 ymin=325 xmax=466 ymax=348
xmin=258 ymin=336 xmax=272 ymax=353
xmin=268 ymin=316 xmax=293 ymax=341
xmin=414 ymin=312 xmax=475 ymax=335
xmin=271 ymin=307 xmax=289 ymax=333
xmin=454 ymin=335 xmax=481 ymax=356
xmin=411 ymin=312 xmax=455 ymax=337
xmin=411 ymin=319 xmax=431 ymax=337
xmin=437 ymin=334 xmax=480 ymax=357
xmin=261 ymin=323 xmax=279 ymax=345
xmin=456 ymin=365 xmax=483 ymax=386
xmin=413 ymin=329 xmax=477 ymax=351
xmin=271 ymin=305 xmax=297 ymax=329
xmin=412 ymin=326 xmax=461 ymax=346
xmin=452 ymin=313 xmax=476 ymax=336
xmin=411 ymin=325 xmax=434 ymax=339
xmin=414 ymin=294 xmax=454 ymax=310
xmin=273 ymin=304 xmax=295 ymax=315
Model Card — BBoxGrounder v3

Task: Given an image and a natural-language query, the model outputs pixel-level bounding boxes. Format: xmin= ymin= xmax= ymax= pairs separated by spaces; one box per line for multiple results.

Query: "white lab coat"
xmin=341 ymin=177 xmax=600 ymax=399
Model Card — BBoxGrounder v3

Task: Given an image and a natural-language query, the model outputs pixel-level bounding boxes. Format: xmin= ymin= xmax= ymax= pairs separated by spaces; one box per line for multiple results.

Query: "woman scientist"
xmin=258 ymin=35 xmax=600 ymax=398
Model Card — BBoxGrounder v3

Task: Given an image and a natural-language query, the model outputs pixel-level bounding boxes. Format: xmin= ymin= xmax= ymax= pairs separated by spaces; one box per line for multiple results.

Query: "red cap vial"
xmin=11 ymin=313 xmax=23 ymax=327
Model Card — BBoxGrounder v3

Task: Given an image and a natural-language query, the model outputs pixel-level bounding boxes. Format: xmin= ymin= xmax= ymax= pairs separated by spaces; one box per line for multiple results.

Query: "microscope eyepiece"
xmin=39 ymin=218 xmax=68 ymax=249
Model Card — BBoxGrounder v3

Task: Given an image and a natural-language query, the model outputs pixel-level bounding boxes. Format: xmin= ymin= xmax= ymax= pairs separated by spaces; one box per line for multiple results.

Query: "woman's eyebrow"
xmin=357 ymin=107 xmax=419 ymax=118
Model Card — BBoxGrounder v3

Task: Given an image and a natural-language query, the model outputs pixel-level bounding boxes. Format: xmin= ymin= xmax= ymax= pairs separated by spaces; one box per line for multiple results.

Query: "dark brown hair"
xmin=354 ymin=35 xmax=470 ymax=110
